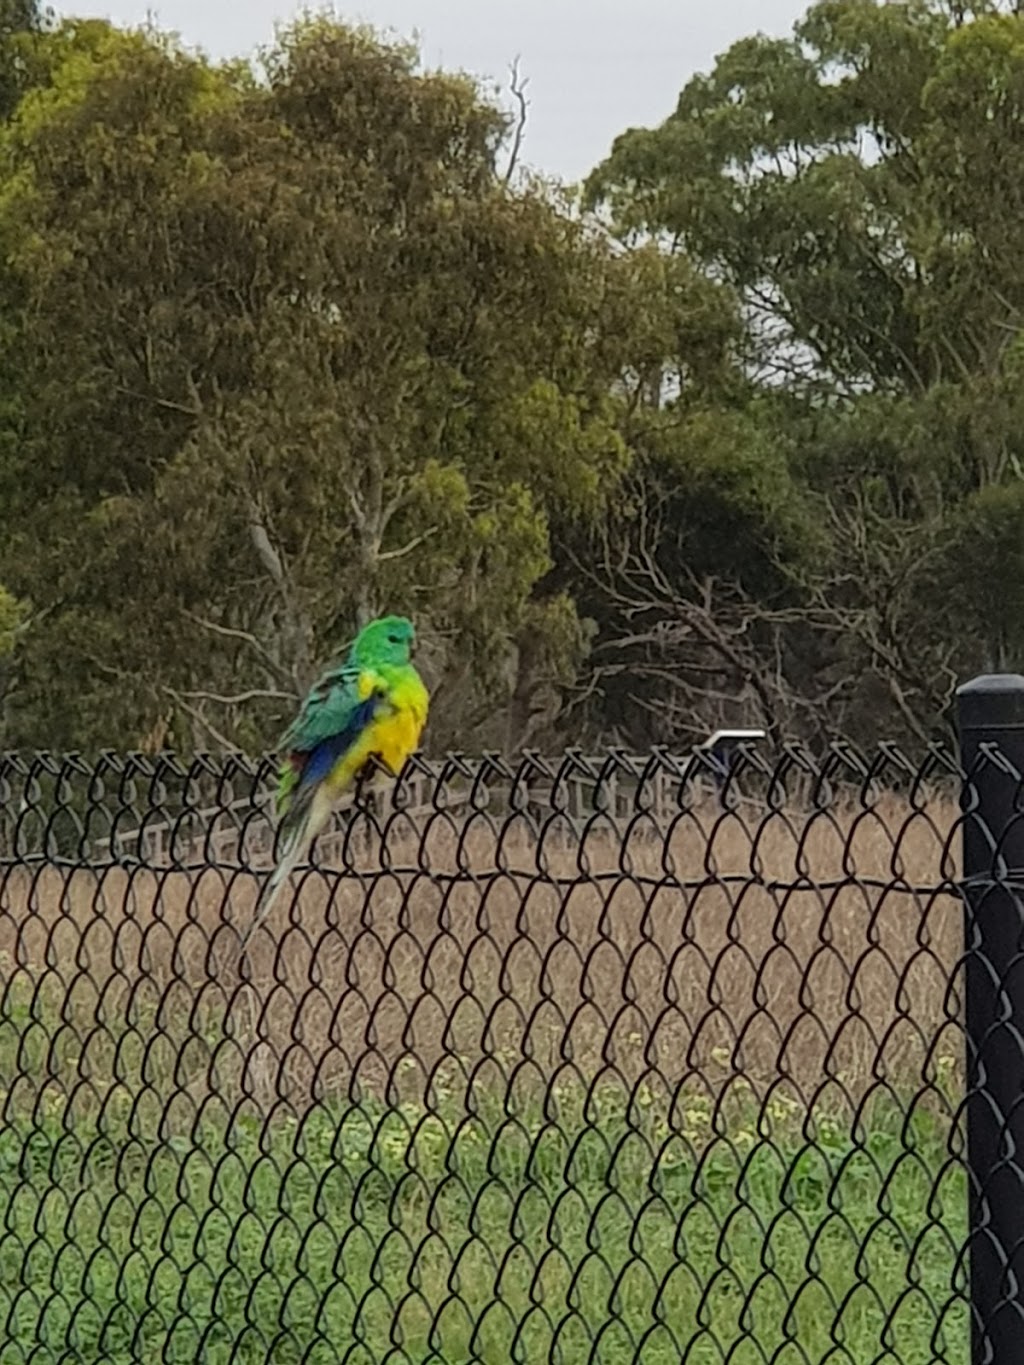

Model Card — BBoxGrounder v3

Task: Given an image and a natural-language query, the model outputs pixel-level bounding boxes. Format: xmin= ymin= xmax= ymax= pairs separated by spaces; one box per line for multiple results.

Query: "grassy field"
xmin=0 ymin=1084 xmax=967 ymax=1364
xmin=0 ymin=790 xmax=969 ymax=1362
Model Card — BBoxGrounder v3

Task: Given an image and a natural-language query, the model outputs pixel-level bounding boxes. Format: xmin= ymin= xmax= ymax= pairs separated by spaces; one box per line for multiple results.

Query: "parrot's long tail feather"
xmin=240 ymin=784 xmax=333 ymax=958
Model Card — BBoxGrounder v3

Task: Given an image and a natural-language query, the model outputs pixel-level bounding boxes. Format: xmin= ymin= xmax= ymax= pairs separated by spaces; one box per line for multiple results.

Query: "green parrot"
xmin=240 ymin=614 xmax=429 ymax=954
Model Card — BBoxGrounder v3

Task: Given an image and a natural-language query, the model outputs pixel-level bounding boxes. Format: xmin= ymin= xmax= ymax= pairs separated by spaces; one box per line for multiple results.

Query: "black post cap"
xmin=957 ymin=674 xmax=1024 ymax=731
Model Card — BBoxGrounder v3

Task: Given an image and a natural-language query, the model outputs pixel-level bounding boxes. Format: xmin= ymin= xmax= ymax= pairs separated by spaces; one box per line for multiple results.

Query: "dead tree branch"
xmin=503 ymin=58 xmax=530 ymax=185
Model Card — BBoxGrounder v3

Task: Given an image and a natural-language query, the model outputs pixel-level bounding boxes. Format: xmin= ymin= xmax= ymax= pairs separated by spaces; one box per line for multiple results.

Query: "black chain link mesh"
xmin=0 ymin=742 xmax=984 ymax=1363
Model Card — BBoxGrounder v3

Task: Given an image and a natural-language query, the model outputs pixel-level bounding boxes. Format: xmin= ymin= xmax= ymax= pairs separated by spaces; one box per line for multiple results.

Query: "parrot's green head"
xmin=350 ymin=614 xmax=417 ymax=666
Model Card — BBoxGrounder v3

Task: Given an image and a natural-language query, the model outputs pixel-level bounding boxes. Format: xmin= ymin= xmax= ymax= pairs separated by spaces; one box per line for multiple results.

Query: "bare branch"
xmin=183 ymin=610 xmax=265 ymax=650
xmin=377 ymin=528 xmax=439 ymax=563
xmin=503 ymin=57 xmax=530 ymax=186
xmin=565 ymin=474 xmax=866 ymax=747
xmin=379 ymin=478 xmax=413 ymax=534
xmin=182 ymin=610 xmax=295 ymax=690
xmin=173 ymin=687 xmax=297 ymax=706
xmin=114 ymin=385 xmax=202 ymax=417
xmin=248 ymin=520 xmax=286 ymax=586
xmin=163 ymin=687 xmax=236 ymax=751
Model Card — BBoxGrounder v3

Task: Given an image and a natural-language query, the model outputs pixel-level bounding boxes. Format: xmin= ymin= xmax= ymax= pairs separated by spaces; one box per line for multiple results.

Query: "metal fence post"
xmin=958 ymin=674 xmax=1024 ymax=1365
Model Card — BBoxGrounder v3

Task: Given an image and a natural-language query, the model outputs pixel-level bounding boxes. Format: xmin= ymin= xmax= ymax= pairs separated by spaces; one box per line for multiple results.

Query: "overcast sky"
xmin=57 ymin=0 xmax=810 ymax=182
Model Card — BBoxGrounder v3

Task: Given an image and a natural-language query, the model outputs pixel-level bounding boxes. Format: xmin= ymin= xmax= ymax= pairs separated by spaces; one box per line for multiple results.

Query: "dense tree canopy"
xmin=2 ymin=1 xmax=1023 ymax=756
xmin=584 ymin=0 xmax=1024 ymax=744
xmin=0 ymin=17 xmax=734 ymax=752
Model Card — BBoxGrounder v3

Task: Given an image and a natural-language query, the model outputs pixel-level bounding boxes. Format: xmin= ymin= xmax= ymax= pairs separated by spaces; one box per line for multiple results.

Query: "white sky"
xmin=57 ymin=0 xmax=810 ymax=183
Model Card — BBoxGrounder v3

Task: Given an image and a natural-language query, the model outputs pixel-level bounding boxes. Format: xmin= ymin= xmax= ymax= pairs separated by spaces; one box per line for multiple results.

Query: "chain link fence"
xmin=0 ymin=689 xmax=1017 ymax=1364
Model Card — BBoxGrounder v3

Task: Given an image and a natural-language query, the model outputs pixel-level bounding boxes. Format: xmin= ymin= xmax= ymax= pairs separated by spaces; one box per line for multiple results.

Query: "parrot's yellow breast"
xmin=327 ymin=667 xmax=428 ymax=793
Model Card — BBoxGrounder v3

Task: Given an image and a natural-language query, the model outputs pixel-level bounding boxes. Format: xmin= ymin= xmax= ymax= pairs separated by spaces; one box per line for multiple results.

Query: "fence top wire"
xmin=0 ymin=738 xmax=977 ymax=876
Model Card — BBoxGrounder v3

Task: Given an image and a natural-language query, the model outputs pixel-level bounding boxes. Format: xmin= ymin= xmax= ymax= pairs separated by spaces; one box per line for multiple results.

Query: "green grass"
xmin=0 ymin=1078 xmax=968 ymax=1365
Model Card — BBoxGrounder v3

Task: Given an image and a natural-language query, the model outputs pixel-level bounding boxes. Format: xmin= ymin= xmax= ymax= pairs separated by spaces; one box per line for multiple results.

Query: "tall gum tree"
xmin=0 ymin=17 xmax=711 ymax=752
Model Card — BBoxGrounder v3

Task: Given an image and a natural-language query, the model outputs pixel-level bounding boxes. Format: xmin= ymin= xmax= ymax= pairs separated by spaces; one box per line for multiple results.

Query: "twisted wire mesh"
xmin=0 ymin=743 xmax=976 ymax=1363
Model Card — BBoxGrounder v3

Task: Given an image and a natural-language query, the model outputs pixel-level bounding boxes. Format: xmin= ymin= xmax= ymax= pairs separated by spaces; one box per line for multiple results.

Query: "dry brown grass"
xmin=0 ymin=792 xmax=965 ymax=1121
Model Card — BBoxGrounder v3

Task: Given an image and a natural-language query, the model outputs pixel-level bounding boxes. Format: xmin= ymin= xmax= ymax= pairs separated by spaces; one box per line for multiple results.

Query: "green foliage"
xmin=643 ymin=401 xmax=814 ymax=577
xmin=587 ymin=0 xmax=1024 ymax=400
xmin=0 ymin=0 xmax=49 ymax=121
xmin=0 ymin=584 xmax=25 ymax=737
xmin=940 ymin=480 xmax=1024 ymax=670
xmin=0 ymin=583 xmax=22 ymax=656
xmin=0 ymin=15 xmax=713 ymax=752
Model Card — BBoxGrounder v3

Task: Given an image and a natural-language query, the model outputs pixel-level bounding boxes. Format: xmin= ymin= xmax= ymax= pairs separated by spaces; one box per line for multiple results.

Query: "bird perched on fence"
xmin=240 ymin=614 xmax=429 ymax=955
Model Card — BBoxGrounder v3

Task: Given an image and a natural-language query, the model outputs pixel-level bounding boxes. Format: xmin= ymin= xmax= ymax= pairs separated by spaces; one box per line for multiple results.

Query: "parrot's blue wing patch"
xmin=295 ymin=695 xmax=381 ymax=789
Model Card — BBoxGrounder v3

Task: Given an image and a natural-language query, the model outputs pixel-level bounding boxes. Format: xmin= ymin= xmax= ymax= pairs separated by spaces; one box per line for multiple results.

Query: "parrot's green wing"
xmin=279 ymin=661 xmax=365 ymax=751
xmin=275 ymin=660 xmax=385 ymax=814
